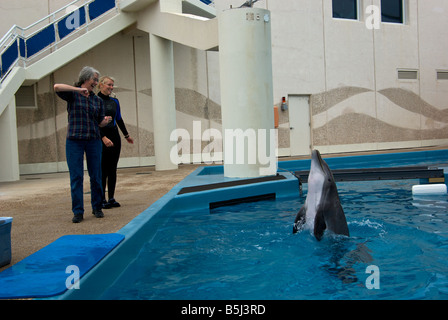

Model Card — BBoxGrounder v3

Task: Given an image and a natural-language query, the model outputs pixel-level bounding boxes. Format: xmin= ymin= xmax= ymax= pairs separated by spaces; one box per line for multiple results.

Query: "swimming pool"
xmin=59 ymin=150 xmax=448 ymax=300
xmin=94 ymin=180 xmax=448 ymax=300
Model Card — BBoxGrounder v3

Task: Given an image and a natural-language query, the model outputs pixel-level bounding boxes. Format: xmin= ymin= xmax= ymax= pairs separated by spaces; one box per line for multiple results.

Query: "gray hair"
xmin=75 ymin=66 xmax=100 ymax=87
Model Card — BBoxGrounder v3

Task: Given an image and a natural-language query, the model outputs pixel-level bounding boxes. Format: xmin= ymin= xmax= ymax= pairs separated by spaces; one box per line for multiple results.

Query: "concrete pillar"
xmin=150 ymin=34 xmax=178 ymax=171
xmin=219 ymin=8 xmax=276 ymax=178
xmin=0 ymin=98 xmax=20 ymax=181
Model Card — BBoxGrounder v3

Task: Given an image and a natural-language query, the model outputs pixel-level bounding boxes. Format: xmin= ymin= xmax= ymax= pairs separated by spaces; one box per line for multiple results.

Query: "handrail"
xmin=0 ymin=0 xmax=118 ymax=86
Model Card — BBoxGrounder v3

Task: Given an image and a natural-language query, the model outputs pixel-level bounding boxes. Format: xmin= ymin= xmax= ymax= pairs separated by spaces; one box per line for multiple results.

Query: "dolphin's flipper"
xmin=314 ymin=208 xmax=327 ymax=241
xmin=293 ymin=206 xmax=306 ymax=234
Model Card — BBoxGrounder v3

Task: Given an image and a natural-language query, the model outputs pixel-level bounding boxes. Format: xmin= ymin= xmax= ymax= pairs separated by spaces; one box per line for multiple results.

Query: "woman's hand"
xmin=78 ymin=87 xmax=89 ymax=97
xmin=102 ymin=136 xmax=114 ymax=147
xmin=125 ymin=136 xmax=134 ymax=144
xmin=99 ymin=116 xmax=112 ymax=127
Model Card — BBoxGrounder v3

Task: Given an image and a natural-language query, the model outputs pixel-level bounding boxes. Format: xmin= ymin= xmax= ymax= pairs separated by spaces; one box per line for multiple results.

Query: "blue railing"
xmin=0 ymin=0 xmax=117 ymax=82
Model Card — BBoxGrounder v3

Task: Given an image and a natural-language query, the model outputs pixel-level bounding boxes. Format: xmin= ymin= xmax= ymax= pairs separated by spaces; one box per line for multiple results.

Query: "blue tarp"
xmin=0 ymin=233 xmax=124 ymax=299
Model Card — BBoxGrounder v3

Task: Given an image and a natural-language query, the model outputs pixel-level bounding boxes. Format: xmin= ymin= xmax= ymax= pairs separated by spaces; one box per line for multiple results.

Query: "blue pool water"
xmin=99 ymin=179 xmax=448 ymax=300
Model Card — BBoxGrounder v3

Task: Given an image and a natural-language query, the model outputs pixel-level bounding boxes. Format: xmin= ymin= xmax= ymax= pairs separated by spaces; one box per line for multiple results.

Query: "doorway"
xmin=288 ymin=95 xmax=311 ymax=156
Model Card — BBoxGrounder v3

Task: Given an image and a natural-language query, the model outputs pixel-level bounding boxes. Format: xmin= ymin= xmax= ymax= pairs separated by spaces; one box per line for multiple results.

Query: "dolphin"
xmin=293 ymin=150 xmax=349 ymax=241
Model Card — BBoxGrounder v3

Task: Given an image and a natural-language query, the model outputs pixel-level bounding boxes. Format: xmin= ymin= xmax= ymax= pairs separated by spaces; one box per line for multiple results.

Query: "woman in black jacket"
xmin=97 ymin=76 xmax=134 ymax=209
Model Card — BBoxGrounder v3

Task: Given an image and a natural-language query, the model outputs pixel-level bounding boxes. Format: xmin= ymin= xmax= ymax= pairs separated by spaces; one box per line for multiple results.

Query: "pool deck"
xmin=1 ymin=146 xmax=447 ymax=275
xmin=0 ymin=163 xmax=200 ymax=273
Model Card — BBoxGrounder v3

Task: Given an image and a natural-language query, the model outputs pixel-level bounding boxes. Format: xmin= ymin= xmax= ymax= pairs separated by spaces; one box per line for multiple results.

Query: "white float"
xmin=412 ymin=184 xmax=447 ymax=196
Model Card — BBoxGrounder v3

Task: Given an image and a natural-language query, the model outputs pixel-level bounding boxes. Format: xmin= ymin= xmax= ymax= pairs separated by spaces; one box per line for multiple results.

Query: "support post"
xmin=150 ymin=33 xmax=178 ymax=171
xmin=219 ymin=8 xmax=276 ymax=178
xmin=0 ymin=98 xmax=20 ymax=181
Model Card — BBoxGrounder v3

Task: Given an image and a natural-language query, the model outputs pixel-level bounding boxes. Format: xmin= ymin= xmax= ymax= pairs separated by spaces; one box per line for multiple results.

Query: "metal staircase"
xmin=1 ymin=0 xmax=118 ymax=85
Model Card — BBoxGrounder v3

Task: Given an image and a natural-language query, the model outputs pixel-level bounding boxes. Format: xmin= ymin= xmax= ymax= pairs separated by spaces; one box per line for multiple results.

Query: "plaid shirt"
xmin=57 ymin=90 xmax=105 ymax=140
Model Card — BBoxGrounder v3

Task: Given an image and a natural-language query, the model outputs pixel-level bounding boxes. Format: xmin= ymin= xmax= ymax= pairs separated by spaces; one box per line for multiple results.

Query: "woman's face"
xmin=82 ymin=73 xmax=99 ymax=92
xmin=100 ymin=78 xmax=114 ymax=96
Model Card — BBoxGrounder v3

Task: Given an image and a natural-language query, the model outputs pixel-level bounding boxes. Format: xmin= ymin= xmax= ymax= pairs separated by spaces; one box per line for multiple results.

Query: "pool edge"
xmin=46 ymin=149 xmax=448 ymax=299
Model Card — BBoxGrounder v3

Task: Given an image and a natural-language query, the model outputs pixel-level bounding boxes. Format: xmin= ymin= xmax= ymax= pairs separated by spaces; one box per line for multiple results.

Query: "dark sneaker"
xmin=72 ymin=214 xmax=84 ymax=223
xmin=108 ymin=198 xmax=121 ymax=208
xmin=92 ymin=209 xmax=104 ymax=218
xmin=102 ymin=199 xmax=112 ymax=209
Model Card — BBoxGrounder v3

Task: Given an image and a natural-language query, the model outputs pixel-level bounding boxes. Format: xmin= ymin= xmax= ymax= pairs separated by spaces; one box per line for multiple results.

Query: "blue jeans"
xmin=66 ymin=139 xmax=103 ymax=216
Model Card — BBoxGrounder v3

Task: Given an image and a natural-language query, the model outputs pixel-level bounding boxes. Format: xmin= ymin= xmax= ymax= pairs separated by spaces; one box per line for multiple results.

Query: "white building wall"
xmin=1 ymin=0 xmax=447 ymax=174
xmin=418 ymin=0 xmax=448 ymax=109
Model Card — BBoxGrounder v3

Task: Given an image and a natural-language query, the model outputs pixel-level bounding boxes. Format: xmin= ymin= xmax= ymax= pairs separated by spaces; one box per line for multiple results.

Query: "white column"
xmin=219 ymin=8 xmax=276 ymax=178
xmin=150 ymin=33 xmax=178 ymax=171
xmin=0 ymin=98 xmax=20 ymax=181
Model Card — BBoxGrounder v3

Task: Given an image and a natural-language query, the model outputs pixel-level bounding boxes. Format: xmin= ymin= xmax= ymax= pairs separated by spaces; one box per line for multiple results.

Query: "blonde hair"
xmin=97 ymin=76 xmax=115 ymax=89
xmin=97 ymin=76 xmax=117 ymax=97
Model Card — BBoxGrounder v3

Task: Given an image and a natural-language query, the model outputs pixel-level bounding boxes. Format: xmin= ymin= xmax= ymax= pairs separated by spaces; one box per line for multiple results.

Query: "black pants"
xmin=102 ymin=129 xmax=121 ymax=200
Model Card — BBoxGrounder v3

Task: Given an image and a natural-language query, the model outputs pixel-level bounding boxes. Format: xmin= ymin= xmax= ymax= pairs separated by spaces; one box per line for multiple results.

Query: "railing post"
xmin=20 ymin=28 xmax=27 ymax=66
xmin=85 ymin=0 xmax=91 ymax=32
xmin=16 ymin=38 xmax=20 ymax=66
xmin=53 ymin=13 xmax=59 ymax=50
